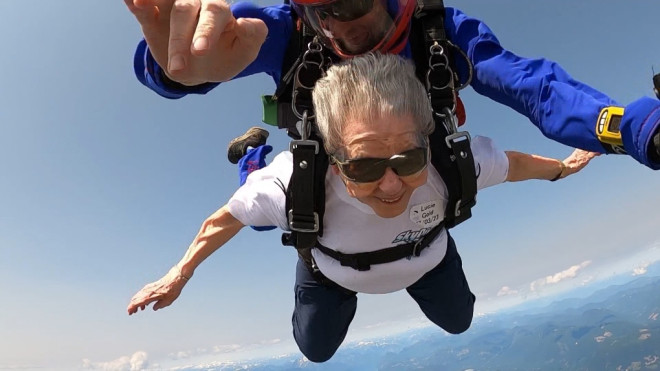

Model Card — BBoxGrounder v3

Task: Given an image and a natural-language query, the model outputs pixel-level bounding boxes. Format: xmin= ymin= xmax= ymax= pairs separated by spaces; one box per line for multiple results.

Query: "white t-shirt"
xmin=228 ymin=136 xmax=508 ymax=294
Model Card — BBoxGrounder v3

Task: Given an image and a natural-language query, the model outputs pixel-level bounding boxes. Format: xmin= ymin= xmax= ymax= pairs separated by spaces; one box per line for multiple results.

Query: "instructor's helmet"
xmin=291 ymin=0 xmax=416 ymax=57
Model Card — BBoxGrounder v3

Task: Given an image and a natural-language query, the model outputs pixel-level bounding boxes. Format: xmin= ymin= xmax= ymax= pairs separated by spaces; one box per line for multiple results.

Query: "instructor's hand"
xmin=127 ymin=266 xmax=189 ymax=315
xmin=124 ymin=0 xmax=268 ymax=85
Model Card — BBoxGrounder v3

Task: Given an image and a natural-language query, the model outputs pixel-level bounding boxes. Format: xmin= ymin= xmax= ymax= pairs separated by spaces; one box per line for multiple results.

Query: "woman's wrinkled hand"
xmin=127 ymin=266 xmax=189 ymax=315
xmin=560 ymin=149 xmax=601 ymax=178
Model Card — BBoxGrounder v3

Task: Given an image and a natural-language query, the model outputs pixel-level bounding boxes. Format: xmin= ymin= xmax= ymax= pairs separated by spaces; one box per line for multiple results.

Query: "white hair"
xmin=312 ymin=53 xmax=434 ymax=156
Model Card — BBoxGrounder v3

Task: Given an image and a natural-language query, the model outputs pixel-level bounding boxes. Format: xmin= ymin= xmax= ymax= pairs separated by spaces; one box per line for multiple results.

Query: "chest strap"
xmin=314 ymin=221 xmax=446 ymax=271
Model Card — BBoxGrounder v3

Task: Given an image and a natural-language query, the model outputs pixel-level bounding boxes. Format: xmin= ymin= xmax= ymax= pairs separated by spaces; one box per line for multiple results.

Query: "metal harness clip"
xmin=288 ymin=209 xmax=319 ymax=233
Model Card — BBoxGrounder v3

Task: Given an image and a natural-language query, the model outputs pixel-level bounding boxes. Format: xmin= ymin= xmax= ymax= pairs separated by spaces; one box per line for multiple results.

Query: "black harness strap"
xmin=315 ymin=221 xmax=446 ymax=271
xmin=287 ymin=139 xmax=319 ymax=244
xmin=280 ymin=36 xmax=334 ymax=252
xmin=412 ymin=0 xmax=477 ymax=227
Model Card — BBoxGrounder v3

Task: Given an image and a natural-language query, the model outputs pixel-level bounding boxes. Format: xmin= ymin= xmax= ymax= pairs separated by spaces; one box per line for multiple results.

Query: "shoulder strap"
xmin=411 ymin=0 xmax=477 ymax=228
xmin=279 ymin=39 xmax=334 ymax=252
xmin=272 ymin=13 xmax=305 ymax=104
xmin=285 ymin=130 xmax=329 ymax=247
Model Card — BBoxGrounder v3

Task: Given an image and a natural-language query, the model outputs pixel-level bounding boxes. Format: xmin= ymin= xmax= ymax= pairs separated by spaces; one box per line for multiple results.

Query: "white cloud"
xmin=259 ymin=338 xmax=282 ymax=346
xmin=157 ymin=338 xmax=287 ymax=368
xmin=580 ymin=275 xmax=594 ymax=286
xmin=168 ymin=339 xmax=280 ymax=360
xmin=211 ymin=344 xmax=243 ymax=354
xmin=545 ymin=261 xmax=591 ymax=284
xmin=496 ymin=286 xmax=518 ymax=297
xmin=170 ymin=350 xmax=193 ymax=360
xmin=633 ymin=261 xmax=650 ymax=276
xmin=594 ymin=331 xmax=612 ymax=343
xmin=530 ymin=261 xmax=591 ymax=292
xmin=82 ymin=351 xmax=149 ymax=371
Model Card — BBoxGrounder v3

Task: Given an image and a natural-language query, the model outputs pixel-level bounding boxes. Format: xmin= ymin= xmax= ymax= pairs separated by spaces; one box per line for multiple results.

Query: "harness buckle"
xmin=412 ymin=238 xmax=424 ymax=257
xmin=289 ymin=140 xmax=319 ymax=154
xmin=289 ymin=110 xmax=320 ymax=154
xmin=453 ymin=199 xmax=462 ymax=218
xmin=288 ymin=209 xmax=319 ymax=233
xmin=340 ymin=256 xmax=371 ymax=271
xmin=445 ymin=131 xmax=471 ymax=149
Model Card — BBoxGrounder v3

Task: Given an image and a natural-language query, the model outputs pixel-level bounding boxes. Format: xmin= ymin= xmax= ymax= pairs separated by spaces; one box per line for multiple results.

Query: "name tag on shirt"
xmin=410 ymin=200 xmax=442 ymax=227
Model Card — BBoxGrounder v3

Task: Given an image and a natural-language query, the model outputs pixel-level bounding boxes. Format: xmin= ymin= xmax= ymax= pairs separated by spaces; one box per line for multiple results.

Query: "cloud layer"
xmin=82 ymin=351 xmax=149 ymax=371
xmin=529 ymin=260 xmax=592 ymax=293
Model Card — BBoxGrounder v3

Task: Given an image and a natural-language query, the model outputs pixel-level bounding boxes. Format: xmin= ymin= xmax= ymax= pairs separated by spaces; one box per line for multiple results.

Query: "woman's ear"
xmin=331 ymin=164 xmax=340 ymax=175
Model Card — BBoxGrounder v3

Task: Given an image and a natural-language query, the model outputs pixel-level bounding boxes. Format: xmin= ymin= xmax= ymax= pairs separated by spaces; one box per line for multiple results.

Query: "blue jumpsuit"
xmin=133 ymin=4 xmax=660 ymax=169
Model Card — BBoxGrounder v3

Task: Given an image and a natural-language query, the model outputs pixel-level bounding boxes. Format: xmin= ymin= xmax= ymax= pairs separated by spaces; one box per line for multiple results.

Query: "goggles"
xmin=291 ymin=0 xmax=415 ymax=56
xmin=333 ymin=147 xmax=428 ymax=183
xmin=314 ymin=0 xmax=375 ymax=22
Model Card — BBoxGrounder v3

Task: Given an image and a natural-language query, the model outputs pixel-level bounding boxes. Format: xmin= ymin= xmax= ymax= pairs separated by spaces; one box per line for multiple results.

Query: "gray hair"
xmin=312 ymin=53 xmax=434 ymax=156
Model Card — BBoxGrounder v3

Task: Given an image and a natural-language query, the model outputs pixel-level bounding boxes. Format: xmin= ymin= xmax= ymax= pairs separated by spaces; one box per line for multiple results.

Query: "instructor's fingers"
xmin=234 ymin=17 xmax=268 ymax=44
xmin=125 ymin=0 xmax=159 ymax=25
xmin=168 ymin=0 xmax=201 ymax=72
xmin=192 ymin=0 xmax=233 ymax=55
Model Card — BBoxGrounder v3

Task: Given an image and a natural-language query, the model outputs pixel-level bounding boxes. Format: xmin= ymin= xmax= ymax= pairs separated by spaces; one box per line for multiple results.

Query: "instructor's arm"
xmin=127 ymin=205 xmax=244 ymax=315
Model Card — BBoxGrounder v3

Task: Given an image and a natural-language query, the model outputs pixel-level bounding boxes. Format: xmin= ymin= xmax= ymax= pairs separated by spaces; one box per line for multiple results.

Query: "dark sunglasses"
xmin=315 ymin=0 xmax=375 ymax=22
xmin=333 ymin=147 xmax=428 ymax=183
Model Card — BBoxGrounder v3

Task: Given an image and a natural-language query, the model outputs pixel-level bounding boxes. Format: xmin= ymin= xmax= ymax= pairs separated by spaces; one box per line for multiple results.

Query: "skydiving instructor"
xmin=125 ymin=0 xmax=660 ymax=169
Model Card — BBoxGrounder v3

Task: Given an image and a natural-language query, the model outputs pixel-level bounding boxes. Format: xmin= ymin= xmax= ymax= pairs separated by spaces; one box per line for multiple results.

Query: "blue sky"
xmin=1 ymin=0 xmax=659 ymax=369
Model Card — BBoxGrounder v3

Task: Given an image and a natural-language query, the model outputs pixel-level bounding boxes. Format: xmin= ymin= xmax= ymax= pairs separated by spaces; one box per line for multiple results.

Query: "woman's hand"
xmin=126 ymin=206 xmax=244 ymax=315
xmin=559 ymin=149 xmax=601 ymax=179
xmin=127 ymin=265 xmax=190 ymax=315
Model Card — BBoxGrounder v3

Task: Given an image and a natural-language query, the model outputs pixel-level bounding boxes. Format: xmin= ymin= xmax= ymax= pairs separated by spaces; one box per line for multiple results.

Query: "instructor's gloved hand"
xmin=238 ymin=144 xmax=276 ymax=231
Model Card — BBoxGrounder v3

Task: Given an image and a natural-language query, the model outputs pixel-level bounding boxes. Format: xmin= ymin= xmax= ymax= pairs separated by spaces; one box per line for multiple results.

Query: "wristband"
xmin=176 ymin=265 xmax=191 ymax=281
xmin=549 ymin=160 xmax=566 ymax=182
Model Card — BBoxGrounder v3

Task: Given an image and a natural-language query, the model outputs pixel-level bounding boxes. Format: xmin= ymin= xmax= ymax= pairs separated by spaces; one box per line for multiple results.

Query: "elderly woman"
xmin=127 ymin=53 xmax=596 ymax=363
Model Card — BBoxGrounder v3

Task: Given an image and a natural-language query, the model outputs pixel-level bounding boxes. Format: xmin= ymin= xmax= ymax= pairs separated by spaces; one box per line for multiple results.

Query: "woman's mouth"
xmin=378 ymin=194 xmax=403 ymax=204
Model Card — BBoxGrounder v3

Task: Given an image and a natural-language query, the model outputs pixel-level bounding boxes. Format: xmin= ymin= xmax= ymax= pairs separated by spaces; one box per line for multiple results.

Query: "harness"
xmin=263 ymin=0 xmax=477 ymax=275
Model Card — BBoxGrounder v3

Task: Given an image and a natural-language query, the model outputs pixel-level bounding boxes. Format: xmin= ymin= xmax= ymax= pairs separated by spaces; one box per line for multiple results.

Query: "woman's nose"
xmin=377 ymin=167 xmax=403 ymax=194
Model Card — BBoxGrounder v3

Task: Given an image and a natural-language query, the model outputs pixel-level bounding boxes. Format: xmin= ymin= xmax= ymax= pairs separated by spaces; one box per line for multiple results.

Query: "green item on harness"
xmin=262 ymin=95 xmax=278 ymax=127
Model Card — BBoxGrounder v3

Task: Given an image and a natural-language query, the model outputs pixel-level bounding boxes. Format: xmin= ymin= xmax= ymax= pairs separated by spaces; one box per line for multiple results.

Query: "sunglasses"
xmin=315 ymin=0 xmax=375 ymax=22
xmin=333 ymin=147 xmax=428 ymax=183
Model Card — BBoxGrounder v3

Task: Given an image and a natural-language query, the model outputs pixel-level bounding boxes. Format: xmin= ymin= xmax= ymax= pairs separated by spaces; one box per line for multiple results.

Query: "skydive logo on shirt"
xmin=392 ymin=227 xmax=433 ymax=244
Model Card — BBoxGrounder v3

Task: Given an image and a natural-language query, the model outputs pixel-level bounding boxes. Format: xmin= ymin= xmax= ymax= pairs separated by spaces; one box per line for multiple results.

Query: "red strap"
xmin=456 ymin=95 xmax=466 ymax=126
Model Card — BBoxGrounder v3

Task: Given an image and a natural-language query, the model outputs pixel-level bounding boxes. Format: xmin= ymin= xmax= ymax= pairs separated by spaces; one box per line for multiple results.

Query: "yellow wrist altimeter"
xmin=596 ymin=106 xmax=626 ymax=153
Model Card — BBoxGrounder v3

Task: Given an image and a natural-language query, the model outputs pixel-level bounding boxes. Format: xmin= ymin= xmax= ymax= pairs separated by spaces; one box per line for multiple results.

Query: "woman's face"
xmin=333 ymin=113 xmax=428 ymax=218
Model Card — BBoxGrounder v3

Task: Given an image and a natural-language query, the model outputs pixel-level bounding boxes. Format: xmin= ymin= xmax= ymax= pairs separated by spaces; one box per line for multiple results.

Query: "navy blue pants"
xmin=291 ymin=235 xmax=475 ymax=362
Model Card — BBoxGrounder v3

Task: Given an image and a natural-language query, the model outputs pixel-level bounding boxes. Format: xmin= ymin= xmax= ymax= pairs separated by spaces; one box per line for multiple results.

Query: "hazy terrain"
xmin=181 ymin=273 xmax=660 ymax=371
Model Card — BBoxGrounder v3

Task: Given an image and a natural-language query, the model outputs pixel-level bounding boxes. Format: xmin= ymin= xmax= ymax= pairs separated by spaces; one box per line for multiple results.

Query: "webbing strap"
xmin=315 ymin=221 xmax=446 ymax=271
xmin=445 ymin=133 xmax=477 ymax=225
xmin=412 ymin=2 xmax=477 ymax=229
xmin=288 ymin=140 xmax=319 ymax=249
xmin=416 ymin=0 xmax=446 ymax=40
